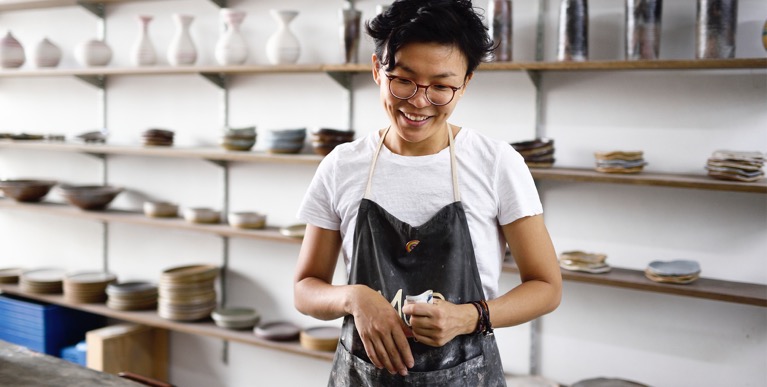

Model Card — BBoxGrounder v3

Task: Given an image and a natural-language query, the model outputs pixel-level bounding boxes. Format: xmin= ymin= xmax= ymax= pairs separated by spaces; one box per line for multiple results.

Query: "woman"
xmin=294 ymin=0 xmax=561 ymax=385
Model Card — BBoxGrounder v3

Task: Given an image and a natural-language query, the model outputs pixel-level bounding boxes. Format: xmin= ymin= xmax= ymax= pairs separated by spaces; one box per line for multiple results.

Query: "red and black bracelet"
xmin=469 ymin=300 xmax=494 ymax=336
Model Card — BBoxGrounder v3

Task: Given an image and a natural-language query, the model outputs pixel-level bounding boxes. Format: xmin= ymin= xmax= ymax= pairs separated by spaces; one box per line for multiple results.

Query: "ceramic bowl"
xmin=269 ymin=128 xmax=306 ymax=142
xmin=219 ymin=136 xmax=256 ymax=151
xmin=0 ymin=179 xmax=57 ymax=202
xmin=311 ymin=128 xmax=354 ymax=142
xmin=228 ymin=211 xmax=267 ymax=229
xmin=223 ymin=126 xmax=256 ymax=136
xmin=143 ymin=201 xmax=178 ymax=218
xmin=211 ymin=307 xmax=260 ymax=330
xmin=58 ymin=184 xmax=122 ymax=210
xmin=183 ymin=207 xmax=220 ymax=224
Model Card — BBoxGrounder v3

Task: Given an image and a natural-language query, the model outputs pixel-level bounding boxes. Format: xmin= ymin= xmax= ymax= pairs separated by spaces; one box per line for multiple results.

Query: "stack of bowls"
xmin=211 ymin=307 xmax=260 ymax=330
xmin=142 ymin=128 xmax=174 ymax=147
xmin=58 ymin=184 xmax=123 ymax=210
xmin=158 ymin=264 xmax=218 ymax=321
xmin=266 ymin=128 xmax=306 ymax=154
xmin=0 ymin=179 xmax=57 ymax=202
xmin=143 ymin=201 xmax=178 ymax=218
xmin=63 ymin=271 xmax=117 ymax=304
xmin=106 ymin=281 xmax=158 ymax=311
xmin=228 ymin=211 xmax=266 ymax=229
xmin=220 ymin=126 xmax=256 ymax=151
xmin=311 ymin=128 xmax=354 ymax=156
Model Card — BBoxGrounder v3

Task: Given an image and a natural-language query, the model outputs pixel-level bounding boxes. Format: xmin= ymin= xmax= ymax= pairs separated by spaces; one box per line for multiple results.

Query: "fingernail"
xmin=400 ymin=369 xmax=408 ymax=376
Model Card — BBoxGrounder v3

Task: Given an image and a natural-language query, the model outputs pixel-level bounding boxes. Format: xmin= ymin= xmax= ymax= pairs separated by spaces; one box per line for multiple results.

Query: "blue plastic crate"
xmin=0 ymin=294 xmax=106 ymax=356
xmin=61 ymin=340 xmax=87 ymax=366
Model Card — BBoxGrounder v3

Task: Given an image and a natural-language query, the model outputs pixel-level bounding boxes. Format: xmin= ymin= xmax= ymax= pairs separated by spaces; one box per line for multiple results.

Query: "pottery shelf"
xmin=0 ymin=199 xmax=303 ymax=244
xmin=0 ymin=140 xmax=324 ymax=165
xmin=529 ymin=167 xmax=767 ymax=194
xmin=502 ymin=262 xmax=767 ymax=307
xmin=0 ymin=58 xmax=764 ymax=79
xmin=0 ymin=284 xmax=334 ymax=361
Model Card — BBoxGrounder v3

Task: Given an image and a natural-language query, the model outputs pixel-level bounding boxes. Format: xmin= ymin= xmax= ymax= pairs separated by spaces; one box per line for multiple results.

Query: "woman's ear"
xmin=372 ymin=53 xmax=381 ymax=85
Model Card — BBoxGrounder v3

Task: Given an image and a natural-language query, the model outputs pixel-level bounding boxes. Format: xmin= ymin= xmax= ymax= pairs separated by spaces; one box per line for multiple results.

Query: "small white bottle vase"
xmin=33 ymin=37 xmax=62 ymax=68
xmin=215 ymin=8 xmax=248 ymax=65
xmin=0 ymin=31 xmax=25 ymax=69
xmin=131 ymin=15 xmax=157 ymax=66
xmin=75 ymin=39 xmax=112 ymax=67
xmin=168 ymin=13 xmax=197 ymax=66
xmin=265 ymin=10 xmax=300 ymax=65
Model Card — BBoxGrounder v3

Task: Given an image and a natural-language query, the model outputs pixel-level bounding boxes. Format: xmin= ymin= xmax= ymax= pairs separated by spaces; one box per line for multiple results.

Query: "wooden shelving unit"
xmin=502 ymin=262 xmax=767 ymax=307
xmin=0 ymin=199 xmax=303 ymax=243
xmin=0 ymin=284 xmax=334 ymax=361
xmin=0 ymin=58 xmax=763 ymax=79
xmin=530 ymin=167 xmax=767 ymax=194
xmin=0 ymin=140 xmax=324 ymax=165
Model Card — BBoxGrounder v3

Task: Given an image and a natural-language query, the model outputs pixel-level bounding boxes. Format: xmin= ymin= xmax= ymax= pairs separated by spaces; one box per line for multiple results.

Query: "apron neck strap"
xmin=364 ymin=126 xmax=461 ymax=202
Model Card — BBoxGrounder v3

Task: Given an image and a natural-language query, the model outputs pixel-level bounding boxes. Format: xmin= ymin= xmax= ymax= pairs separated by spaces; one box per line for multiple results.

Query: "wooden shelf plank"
xmin=503 ymin=262 xmax=767 ymax=307
xmin=480 ymin=58 xmax=767 ymax=71
xmin=530 ymin=167 xmax=767 ymax=194
xmin=0 ymin=140 xmax=324 ymax=165
xmin=0 ymin=58 xmax=763 ymax=78
xmin=0 ymin=284 xmax=334 ymax=361
xmin=0 ymin=200 xmax=304 ymax=244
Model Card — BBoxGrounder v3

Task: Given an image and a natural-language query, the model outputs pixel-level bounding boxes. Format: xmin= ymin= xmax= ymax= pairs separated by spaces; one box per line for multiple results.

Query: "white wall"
xmin=1 ymin=0 xmax=765 ymax=386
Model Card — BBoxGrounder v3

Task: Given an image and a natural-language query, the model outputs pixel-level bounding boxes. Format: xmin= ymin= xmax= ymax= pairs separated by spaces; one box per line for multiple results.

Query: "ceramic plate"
xmin=646 ymin=260 xmax=700 ymax=276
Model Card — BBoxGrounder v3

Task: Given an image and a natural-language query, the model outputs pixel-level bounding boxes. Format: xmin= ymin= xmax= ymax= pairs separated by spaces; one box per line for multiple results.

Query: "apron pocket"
xmin=329 ymin=344 xmax=492 ymax=387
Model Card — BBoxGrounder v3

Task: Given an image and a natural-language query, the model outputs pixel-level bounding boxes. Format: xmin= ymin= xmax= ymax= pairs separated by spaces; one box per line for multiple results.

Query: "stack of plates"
xmin=266 ymin=128 xmax=306 ymax=154
xmin=158 ymin=264 xmax=218 ymax=321
xmin=0 ymin=268 xmax=21 ymax=284
xmin=220 ymin=126 xmax=256 ymax=151
xmin=19 ymin=268 xmax=65 ymax=294
xmin=211 ymin=307 xmax=260 ymax=330
xmin=300 ymin=326 xmax=342 ymax=352
xmin=558 ymin=250 xmax=610 ymax=274
xmin=142 ymin=128 xmax=175 ymax=147
xmin=705 ymin=150 xmax=765 ymax=182
xmin=510 ymin=138 xmax=555 ymax=168
xmin=63 ymin=271 xmax=117 ymax=303
xmin=594 ymin=151 xmax=647 ymax=174
xmin=644 ymin=259 xmax=701 ymax=284
xmin=106 ymin=281 xmax=158 ymax=311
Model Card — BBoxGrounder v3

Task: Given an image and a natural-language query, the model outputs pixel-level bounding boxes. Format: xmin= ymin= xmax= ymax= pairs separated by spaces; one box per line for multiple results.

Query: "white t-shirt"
xmin=297 ymin=128 xmax=543 ymax=299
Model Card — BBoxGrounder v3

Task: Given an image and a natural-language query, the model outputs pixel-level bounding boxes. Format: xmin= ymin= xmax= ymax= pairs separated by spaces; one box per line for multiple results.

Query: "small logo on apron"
xmin=405 ymin=239 xmax=420 ymax=253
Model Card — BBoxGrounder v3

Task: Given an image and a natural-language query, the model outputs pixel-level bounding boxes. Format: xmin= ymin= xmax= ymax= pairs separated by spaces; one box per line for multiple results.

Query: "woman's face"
xmin=372 ymin=42 xmax=472 ymax=154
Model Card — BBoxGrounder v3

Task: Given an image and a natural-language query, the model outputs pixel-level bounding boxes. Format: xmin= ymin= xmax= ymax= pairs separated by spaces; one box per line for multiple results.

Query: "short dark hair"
xmin=365 ymin=0 xmax=494 ymax=77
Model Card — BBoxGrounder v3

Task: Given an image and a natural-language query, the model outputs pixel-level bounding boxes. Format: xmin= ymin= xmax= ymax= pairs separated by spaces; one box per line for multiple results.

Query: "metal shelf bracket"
xmin=75 ymin=75 xmax=106 ymax=89
xmin=200 ymin=73 xmax=227 ymax=89
xmin=209 ymin=0 xmax=227 ymax=8
xmin=76 ymin=1 xmax=104 ymax=18
xmin=326 ymin=71 xmax=353 ymax=91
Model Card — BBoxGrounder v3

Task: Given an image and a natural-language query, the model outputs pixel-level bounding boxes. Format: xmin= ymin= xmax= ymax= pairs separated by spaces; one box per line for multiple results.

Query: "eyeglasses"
xmin=384 ymin=74 xmax=464 ymax=106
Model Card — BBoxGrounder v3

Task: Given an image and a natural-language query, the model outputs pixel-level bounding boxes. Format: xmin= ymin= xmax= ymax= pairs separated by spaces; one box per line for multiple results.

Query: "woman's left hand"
xmin=401 ymin=299 xmax=477 ymax=347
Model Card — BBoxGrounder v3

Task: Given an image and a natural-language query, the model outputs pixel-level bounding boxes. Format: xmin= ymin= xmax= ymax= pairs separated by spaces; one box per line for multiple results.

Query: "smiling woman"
xmin=293 ymin=1 xmax=562 ymax=386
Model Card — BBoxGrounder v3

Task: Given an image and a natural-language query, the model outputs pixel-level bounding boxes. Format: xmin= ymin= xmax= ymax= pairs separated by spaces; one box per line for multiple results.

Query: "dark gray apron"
xmin=328 ymin=127 xmax=507 ymax=386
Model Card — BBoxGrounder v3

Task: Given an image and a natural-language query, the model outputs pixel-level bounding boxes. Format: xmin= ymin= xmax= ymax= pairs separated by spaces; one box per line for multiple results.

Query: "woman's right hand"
xmin=349 ymin=285 xmax=414 ymax=376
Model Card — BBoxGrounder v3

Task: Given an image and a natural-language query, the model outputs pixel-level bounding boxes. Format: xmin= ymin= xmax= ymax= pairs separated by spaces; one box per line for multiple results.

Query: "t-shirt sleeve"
xmin=297 ymin=152 xmax=341 ymax=231
xmin=495 ymin=144 xmax=543 ymax=225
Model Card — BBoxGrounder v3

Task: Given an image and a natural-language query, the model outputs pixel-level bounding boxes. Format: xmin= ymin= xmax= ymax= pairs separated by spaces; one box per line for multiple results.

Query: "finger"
xmin=361 ymin=336 xmax=385 ymax=370
xmin=394 ymin=322 xmax=415 ymax=369
xmin=381 ymin=332 xmax=408 ymax=375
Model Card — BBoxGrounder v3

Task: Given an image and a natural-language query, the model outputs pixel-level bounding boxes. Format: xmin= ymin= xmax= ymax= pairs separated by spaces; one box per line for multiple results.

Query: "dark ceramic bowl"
xmin=0 ymin=179 xmax=57 ymax=202
xmin=58 ymin=184 xmax=123 ymax=210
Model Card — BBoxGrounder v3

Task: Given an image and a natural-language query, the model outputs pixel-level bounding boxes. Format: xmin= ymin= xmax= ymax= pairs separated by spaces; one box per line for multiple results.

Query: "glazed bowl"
xmin=269 ymin=128 xmax=306 ymax=142
xmin=219 ymin=135 xmax=256 ymax=151
xmin=183 ymin=207 xmax=220 ymax=224
xmin=211 ymin=307 xmax=260 ymax=330
xmin=143 ymin=201 xmax=178 ymax=218
xmin=58 ymin=184 xmax=123 ymax=210
xmin=0 ymin=179 xmax=57 ymax=202
xmin=228 ymin=211 xmax=267 ymax=229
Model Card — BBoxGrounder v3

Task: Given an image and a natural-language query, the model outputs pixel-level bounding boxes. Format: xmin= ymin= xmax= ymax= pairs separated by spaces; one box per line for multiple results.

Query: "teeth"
xmin=403 ymin=112 xmax=429 ymax=122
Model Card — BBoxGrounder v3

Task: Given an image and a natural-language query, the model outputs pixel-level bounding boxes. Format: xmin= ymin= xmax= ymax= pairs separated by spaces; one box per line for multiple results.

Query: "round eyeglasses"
xmin=385 ymin=74 xmax=463 ymax=106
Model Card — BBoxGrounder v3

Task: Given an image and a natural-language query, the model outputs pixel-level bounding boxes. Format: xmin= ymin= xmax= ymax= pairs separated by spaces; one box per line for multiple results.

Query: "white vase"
xmin=131 ymin=15 xmax=157 ymax=66
xmin=168 ymin=13 xmax=197 ymax=66
xmin=0 ymin=31 xmax=25 ymax=69
xmin=33 ymin=37 xmax=62 ymax=68
xmin=265 ymin=10 xmax=300 ymax=65
xmin=75 ymin=39 xmax=112 ymax=67
xmin=215 ymin=8 xmax=248 ymax=65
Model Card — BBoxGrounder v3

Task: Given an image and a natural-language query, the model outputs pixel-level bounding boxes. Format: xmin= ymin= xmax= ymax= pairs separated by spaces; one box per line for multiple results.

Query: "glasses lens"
xmin=425 ymin=86 xmax=455 ymax=106
xmin=389 ymin=77 xmax=416 ymax=100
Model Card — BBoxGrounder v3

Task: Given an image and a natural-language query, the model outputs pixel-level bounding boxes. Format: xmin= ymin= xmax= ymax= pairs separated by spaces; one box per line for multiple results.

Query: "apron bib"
xmin=328 ymin=127 xmax=506 ymax=387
